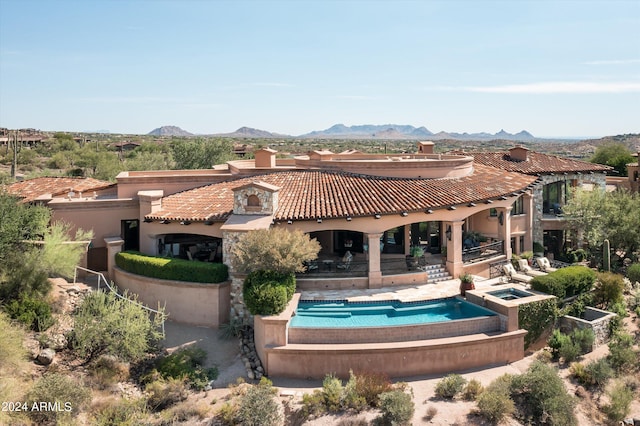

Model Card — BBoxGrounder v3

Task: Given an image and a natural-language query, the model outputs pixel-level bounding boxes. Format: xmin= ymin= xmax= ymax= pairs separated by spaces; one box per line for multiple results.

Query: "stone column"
xmin=523 ymin=193 xmax=533 ymax=252
xmin=104 ymin=237 xmax=124 ymax=281
xmin=367 ymin=232 xmax=383 ymax=288
xmin=497 ymin=206 xmax=513 ymax=260
xmin=445 ymin=220 xmax=465 ymax=278
xmin=403 ymin=225 xmax=411 ymax=254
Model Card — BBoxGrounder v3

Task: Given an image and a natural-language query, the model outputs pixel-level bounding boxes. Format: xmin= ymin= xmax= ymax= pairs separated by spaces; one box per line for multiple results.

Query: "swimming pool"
xmin=486 ymin=288 xmax=534 ymax=301
xmin=290 ymin=298 xmax=497 ymax=328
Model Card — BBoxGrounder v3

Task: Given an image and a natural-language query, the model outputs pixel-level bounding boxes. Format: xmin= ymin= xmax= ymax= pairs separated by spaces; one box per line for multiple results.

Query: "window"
xmin=489 ymin=208 xmax=497 ymax=217
xmin=519 ymin=235 xmax=525 ymax=253
xmin=543 ymin=181 xmax=566 ymax=214
xmin=511 ymin=197 xmax=524 ymax=215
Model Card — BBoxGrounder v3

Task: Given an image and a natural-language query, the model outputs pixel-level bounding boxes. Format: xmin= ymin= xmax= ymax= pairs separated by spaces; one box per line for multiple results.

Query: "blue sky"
xmin=1 ymin=0 xmax=639 ymax=138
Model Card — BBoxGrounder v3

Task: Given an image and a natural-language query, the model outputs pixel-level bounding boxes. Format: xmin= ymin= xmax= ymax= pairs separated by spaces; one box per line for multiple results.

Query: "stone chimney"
xmin=255 ymin=147 xmax=277 ymax=168
xmin=417 ymin=141 xmax=434 ymax=154
xmin=508 ymin=146 xmax=529 ymax=162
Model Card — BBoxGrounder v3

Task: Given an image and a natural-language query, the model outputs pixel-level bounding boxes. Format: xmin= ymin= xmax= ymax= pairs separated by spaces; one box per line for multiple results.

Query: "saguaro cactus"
xmin=603 ymin=239 xmax=611 ymax=272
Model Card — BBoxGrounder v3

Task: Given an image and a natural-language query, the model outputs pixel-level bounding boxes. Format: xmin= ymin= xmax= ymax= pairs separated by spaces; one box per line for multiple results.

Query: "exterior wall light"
xmin=498 ymin=212 xmax=504 ymax=225
xmin=446 ymin=225 xmax=452 ymax=240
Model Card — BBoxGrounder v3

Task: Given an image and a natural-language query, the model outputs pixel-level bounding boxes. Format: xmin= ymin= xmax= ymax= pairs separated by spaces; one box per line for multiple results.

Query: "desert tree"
xmin=230 ymin=227 xmax=321 ymax=275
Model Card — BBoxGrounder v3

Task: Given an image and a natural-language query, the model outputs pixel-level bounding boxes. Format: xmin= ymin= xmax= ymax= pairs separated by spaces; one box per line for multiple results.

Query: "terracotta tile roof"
xmin=148 ymin=164 xmax=538 ymax=222
xmin=5 ymin=177 xmax=114 ymax=202
xmin=459 ymin=151 xmax=611 ymax=175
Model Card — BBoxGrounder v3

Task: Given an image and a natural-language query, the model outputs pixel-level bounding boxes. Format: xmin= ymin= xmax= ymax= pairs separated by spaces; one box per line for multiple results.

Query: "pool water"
xmin=487 ymin=288 xmax=533 ymax=301
xmin=290 ymin=298 xmax=496 ymax=328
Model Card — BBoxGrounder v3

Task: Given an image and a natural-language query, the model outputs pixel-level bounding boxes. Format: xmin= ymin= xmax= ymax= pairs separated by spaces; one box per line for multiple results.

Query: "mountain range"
xmin=148 ymin=124 xmax=536 ymax=141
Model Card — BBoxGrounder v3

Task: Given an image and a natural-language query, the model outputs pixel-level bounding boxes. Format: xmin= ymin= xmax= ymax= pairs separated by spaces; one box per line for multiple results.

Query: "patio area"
xmin=298 ymin=274 xmax=506 ymax=302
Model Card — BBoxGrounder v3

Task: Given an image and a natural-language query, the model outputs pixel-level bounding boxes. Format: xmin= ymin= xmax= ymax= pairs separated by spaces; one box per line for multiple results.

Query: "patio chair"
xmin=517 ymin=259 xmax=547 ymax=277
xmin=536 ymin=257 xmax=558 ymax=273
xmin=503 ymin=263 xmax=533 ymax=284
xmin=336 ymin=251 xmax=353 ymax=271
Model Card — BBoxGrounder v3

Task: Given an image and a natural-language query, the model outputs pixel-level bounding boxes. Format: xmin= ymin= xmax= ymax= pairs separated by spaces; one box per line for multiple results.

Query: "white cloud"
xmin=466 ymin=81 xmax=640 ymax=94
xmin=418 ymin=81 xmax=640 ymax=94
xmin=333 ymin=95 xmax=379 ymax=100
xmin=584 ymin=59 xmax=640 ymax=65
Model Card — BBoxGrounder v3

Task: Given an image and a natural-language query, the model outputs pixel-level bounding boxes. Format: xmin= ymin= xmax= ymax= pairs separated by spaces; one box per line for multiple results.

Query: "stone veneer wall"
xmin=558 ymin=307 xmax=617 ymax=350
xmin=531 ymin=173 xmax=606 ymax=245
xmin=223 ymin=230 xmax=254 ymax=326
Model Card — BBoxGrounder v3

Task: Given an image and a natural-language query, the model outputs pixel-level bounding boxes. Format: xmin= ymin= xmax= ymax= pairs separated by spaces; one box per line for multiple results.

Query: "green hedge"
xmin=518 ymin=298 xmax=558 ymax=349
xmin=115 ymin=251 xmax=228 ymax=284
xmin=531 ymin=266 xmax=596 ymax=299
xmin=243 ymin=270 xmax=295 ymax=316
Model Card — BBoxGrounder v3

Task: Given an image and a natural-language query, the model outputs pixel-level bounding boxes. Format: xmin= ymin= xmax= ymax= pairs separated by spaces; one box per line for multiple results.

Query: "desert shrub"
xmin=145 ymin=376 xmax=189 ymax=411
xmin=0 ymin=313 xmax=29 ymax=425
xmin=571 ymin=358 xmax=614 ymax=388
xmin=424 ymin=405 xmax=438 ymax=421
xmin=322 ymin=374 xmax=344 ymax=412
xmin=462 ymin=378 xmax=484 ymax=401
xmin=510 ymin=361 xmax=577 ymax=426
xmin=5 ymin=293 xmax=54 ymax=331
xmin=354 ymin=371 xmax=393 ymax=407
xmin=219 ymin=317 xmax=245 ymax=340
xmin=343 ymin=370 xmax=367 ymax=412
xmin=377 ymin=389 xmax=415 ymax=426
xmin=602 ymin=380 xmax=634 ymax=423
xmin=237 ymin=379 xmax=282 ymax=426
xmin=558 ymin=339 xmax=581 ymax=363
xmin=475 ymin=387 xmax=515 ymax=424
xmin=548 ymin=329 xmax=572 ymax=359
xmin=301 ymin=390 xmax=327 ymax=418
xmin=519 ymin=298 xmax=558 ymax=349
xmin=571 ymin=328 xmax=595 ymax=354
xmin=115 ymin=250 xmax=228 ymax=283
xmin=164 ymin=400 xmax=212 ymax=423
xmin=89 ymin=354 xmax=130 ymax=389
xmin=216 ymin=402 xmax=239 ymax=426
xmin=607 ymin=332 xmax=637 ymax=373
xmin=25 ymin=373 xmax=91 ymax=424
xmin=594 ymin=272 xmax=625 ymax=307
xmin=337 ymin=418 xmax=369 ymax=426
xmin=154 ymin=346 xmax=218 ymax=390
xmin=434 ymin=374 xmax=467 ymax=399
xmin=627 ymin=263 xmax=640 ymax=286
xmin=548 ymin=328 xmax=593 ymax=362
xmin=92 ymin=397 xmax=147 ymax=426
xmin=70 ymin=289 xmax=164 ymax=363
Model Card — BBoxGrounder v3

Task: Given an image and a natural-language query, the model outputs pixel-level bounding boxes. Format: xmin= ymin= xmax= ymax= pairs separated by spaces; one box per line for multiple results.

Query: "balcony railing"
xmin=463 ymin=240 xmax=504 ymax=264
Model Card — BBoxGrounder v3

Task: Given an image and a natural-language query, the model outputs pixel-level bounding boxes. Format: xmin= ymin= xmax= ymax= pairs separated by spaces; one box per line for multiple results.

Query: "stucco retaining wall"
xmin=262 ymin=330 xmax=526 ymax=379
xmin=288 ymin=315 xmax=500 ymax=344
xmin=113 ymin=267 xmax=230 ymax=327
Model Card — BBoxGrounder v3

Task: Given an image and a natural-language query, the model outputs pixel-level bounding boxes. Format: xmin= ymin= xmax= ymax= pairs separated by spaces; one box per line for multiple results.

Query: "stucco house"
xmin=5 ymin=142 xmax=611 ymax=314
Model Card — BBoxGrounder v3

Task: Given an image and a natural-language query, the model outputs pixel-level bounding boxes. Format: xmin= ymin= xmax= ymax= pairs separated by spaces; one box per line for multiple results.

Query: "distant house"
xmin=111 ymin=141 xmax=141 ymax=151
